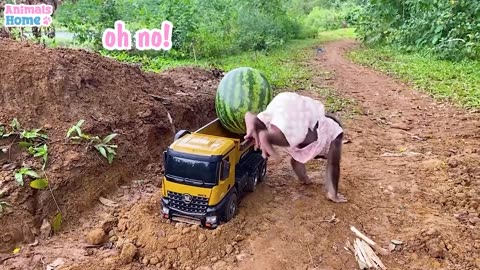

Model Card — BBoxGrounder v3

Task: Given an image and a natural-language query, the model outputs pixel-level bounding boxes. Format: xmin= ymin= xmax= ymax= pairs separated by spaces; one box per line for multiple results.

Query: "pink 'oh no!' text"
xmin=102 ymin=20 xmax=173 ymax=51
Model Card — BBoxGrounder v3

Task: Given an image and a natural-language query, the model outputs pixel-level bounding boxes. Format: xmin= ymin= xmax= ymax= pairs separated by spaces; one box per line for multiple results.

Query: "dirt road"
xmin=2 ymin=40 xmax=479 ymax=270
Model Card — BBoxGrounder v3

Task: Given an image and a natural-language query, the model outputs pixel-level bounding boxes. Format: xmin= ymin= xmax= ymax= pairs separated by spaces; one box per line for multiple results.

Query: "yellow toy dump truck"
xmin=160 ymin=118 xmax=267 ymax=228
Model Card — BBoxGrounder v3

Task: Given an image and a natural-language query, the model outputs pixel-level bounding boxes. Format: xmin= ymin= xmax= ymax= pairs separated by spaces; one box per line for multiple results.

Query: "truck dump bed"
xmin=195 ymin=118 xmax=253 ymax=153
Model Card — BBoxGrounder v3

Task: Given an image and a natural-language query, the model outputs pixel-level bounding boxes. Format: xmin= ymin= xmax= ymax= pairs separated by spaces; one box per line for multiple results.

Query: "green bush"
xmin=355 ymin=0 xmax=480 ymax=61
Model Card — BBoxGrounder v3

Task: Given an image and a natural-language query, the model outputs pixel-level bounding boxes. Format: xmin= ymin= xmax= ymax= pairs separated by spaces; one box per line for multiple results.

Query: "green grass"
xmin=347 ymin=46 xmax=480 ymax=109
xmin=316 ymin=28 xmax=356 ymax=42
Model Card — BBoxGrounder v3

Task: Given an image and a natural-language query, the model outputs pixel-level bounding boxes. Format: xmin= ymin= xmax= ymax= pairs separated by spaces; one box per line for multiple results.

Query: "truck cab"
xmin=160 ymin=118 xmax=267 ymax=228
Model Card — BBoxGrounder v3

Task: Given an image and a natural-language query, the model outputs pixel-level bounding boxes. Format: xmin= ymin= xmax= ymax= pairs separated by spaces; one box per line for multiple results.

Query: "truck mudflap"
xmin=161 ymin=187 xmax=234 ymax=229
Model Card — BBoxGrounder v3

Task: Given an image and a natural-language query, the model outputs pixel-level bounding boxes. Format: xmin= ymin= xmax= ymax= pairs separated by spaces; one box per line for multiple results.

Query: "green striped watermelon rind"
xmin=215 ymin=67 xmax=273 ymax=135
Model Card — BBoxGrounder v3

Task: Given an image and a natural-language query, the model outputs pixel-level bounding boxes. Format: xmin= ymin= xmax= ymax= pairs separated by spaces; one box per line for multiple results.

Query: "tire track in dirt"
xmin=233 ymin=40 xmax=480 ymax=270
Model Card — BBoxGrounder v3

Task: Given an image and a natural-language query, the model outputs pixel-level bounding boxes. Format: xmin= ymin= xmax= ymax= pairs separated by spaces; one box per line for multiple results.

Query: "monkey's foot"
xmin=300 ymin=177 xmax=313 ymax=185
xmin=326 ymin=192 xmax=347 ymax=203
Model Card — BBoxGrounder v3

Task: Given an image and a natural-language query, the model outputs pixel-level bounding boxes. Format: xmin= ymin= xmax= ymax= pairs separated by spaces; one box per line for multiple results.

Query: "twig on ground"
xmin=0 ymin=254 xmax=17 ymax=263
xmin=307 ymin=246 xmax=315 ymax=267
xmin=43 ymin=170 xmax=61 ymax=215
xmin=350 ymin=226 xmax=390 ymax=256
xmin=321 ymin=213 xmax=339 ymax=224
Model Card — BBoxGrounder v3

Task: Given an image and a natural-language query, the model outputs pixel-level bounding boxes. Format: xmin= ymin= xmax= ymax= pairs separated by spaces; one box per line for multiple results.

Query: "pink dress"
xmin=256 ymin=92 xmax=343 ymax=163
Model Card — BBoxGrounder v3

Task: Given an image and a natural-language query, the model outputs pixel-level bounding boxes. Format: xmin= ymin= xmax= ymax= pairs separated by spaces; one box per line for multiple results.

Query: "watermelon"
xmin=215 ymin=67 xmax=273 ymax=134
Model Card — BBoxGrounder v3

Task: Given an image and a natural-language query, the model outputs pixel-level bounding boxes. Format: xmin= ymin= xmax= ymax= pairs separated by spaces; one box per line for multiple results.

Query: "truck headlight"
xmin=162 ymin=206 xmax=169 ymax=216
xmin=206 ymin=216 xmax=217 ymax=224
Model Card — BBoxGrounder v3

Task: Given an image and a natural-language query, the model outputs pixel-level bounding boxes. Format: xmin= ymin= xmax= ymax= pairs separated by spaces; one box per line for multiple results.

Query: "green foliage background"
xmin=353 ymin=0 xmax=480 ymax=61
xmin=53 ymin=0 xmax=356 ymax=58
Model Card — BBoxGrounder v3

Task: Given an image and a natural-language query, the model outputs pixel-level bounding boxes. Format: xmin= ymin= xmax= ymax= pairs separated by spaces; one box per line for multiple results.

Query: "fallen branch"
xmin=353 ymin=239 xmax=368 ymax=269
xmin=350 ymin=226 xmax=390 ymax=256
xmin=0 ymin=254 xmax=17 ymax=263
xmin=353 ymin=239 xmax=387 ymax=270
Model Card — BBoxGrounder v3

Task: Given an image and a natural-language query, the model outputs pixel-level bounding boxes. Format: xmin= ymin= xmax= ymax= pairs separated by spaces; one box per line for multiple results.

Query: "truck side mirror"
xmin=221 ymin=160 xmax=230 ymax=180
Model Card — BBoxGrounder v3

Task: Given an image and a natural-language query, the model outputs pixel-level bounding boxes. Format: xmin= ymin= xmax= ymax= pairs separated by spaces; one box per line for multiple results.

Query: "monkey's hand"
xmin=258 ymin=130 xmax=280 ymax=160
xmin=244 ymin=112 xmax=261 ymax=150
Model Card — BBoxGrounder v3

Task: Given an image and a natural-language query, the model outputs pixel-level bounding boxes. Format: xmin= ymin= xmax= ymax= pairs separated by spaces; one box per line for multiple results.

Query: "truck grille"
xmin=167 ymin=191 xmax=209 ymax=214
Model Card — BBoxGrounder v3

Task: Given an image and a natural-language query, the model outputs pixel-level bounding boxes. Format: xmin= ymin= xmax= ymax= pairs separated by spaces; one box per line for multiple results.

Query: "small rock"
xmin=426 ymin=238 xmax=447 ymax=259
xmin=86 ymin=228 xmax=106 ymax=245
xmin=235 ymin=253 xmax=248 ymax=262
xmin=182 ymin=227 xmax=191 ymax=235
xmin=447 ymin=157 xmax=459 ymax=168
xmin=117 ymin=219 xmax=128 ymax=232
xmin=109 ymin=235 xmax=118 ymax=242
xmin=421 ymin=159 xmax=443 ymax=170
xmin=198 ymin=234 xmax=207 ymax=243
xmin=425 ymin=228 xmax=439 ymax=236
xmin=213 ymin=260 xmax=227 ymax=270
xmin=191 ymin=225 xmax=199 ymax=231
xmin=178 ymin=247 xmax=192 ymax=260
xmin=101 ymin=215 xmax=118 ymax=233
xmin=168 ymin=235 xmax=179 ymax=243
xmin=43 ymin=124 xmax=52 ymax=129
xmin=175 ymin=222 xmax=185 ymax=229
xmin=120 ymin=243 xmax=137 ymax=264
xmin=388 ymin=243 xmax=396 ymax=252
xmin=142 ymin=257 xmax=150 ymax=265
xmin=234 ymin=234 xmax=245 ymax=242
xmin=225 ymin=244 xmax=233 ymax=255
xmin=469 ymin=217 xmax=480 ymax=225
xmin=210 ymin=256 xmax=219 ymax=262
xmin=150 ymin=256 xmax=159 ymax=265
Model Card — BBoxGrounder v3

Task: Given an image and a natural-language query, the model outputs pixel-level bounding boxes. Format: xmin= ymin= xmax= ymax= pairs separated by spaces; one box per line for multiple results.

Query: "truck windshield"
xmin=165 ymin=155 xmax=218 ymax=186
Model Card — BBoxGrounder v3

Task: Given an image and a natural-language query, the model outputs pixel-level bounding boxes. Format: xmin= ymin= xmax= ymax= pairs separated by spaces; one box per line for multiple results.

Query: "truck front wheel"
xmin=222 ymin=192 xmax=238 ymax=222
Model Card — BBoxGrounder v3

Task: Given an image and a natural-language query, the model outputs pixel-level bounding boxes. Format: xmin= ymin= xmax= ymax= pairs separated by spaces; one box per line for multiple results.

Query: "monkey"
xmin=244 ymin=92 xmax=347 ymax=203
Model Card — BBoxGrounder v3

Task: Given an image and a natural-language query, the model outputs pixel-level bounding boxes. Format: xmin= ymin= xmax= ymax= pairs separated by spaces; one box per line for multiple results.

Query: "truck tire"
xmin=258 ymin=160 xmax=267 ymax=182
xmin=245 ymin=172 xmax=259 ymax=192
xmin=222 ymin=191 xmax=238 ymax=222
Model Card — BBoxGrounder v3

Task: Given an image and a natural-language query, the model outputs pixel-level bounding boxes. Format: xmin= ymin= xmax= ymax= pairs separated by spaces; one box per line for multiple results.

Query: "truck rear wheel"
xmin=258 ymin=161 xmax=267 ymax=182
xmin=222 ymin=191 xmax=238 ymax=222
xmin=245 ymin=172 xmax=259 ymax=192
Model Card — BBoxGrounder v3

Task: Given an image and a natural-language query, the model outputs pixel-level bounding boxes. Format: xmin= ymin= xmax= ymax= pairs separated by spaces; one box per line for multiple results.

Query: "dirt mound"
xmin=0 ymin=38 xmax=220 ymax=252
xmin=60 ymin=191 xmax=249 ymax=270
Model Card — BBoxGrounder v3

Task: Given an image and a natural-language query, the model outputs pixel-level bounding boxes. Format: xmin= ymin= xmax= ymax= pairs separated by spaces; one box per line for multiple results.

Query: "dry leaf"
xmin=99 ymin=197 xmax=119 ymax=207
xmin=46 ymin=258 xmax=65 ymax=270
xmin=40 ymin=218 xmax=52 ymax=239
xmin=28 ymin=239 xmax=39 ymax=247
xmin=391 ymin=239 xmax=403 ymax=245
xmin=52 ymin=212 xmax=62 ymax=233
